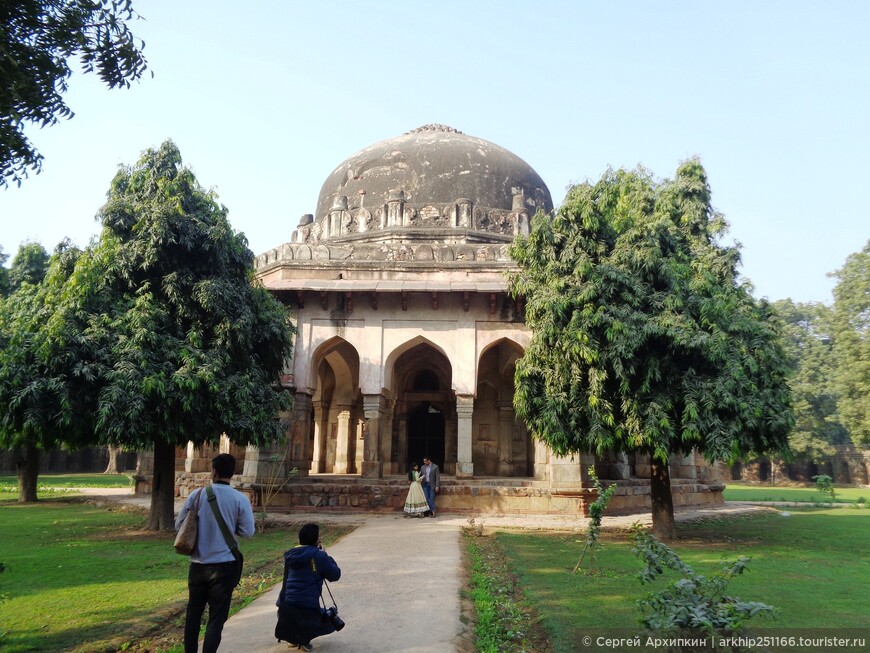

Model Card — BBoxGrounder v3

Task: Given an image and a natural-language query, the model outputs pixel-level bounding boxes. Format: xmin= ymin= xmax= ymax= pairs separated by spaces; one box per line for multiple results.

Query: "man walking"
xmin=176 ymin=453 xmax=255 ymax=653
xmin=420 ymin=456 xmax=440 ymax=517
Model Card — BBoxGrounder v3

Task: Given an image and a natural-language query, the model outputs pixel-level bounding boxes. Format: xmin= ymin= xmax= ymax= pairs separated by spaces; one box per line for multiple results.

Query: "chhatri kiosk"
xmin=177 ymin=125 xmax=724 ymax=515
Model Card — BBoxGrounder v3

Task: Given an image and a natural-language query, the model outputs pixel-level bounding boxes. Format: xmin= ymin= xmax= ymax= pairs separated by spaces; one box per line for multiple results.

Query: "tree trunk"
xmin=146 ymin=439 xmax=177 ymax=531
xmin=104 ymin=445 xmax=120 ymax=474
xmin=650 ymin=457 xmax=676 ymax=541
xmin=17 ymin=444 xmax=40 ymax=503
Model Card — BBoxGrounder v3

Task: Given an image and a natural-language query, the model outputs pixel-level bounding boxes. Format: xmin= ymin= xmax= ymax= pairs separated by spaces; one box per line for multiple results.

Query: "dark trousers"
xmin=184 ymin=561 xmax=238 ymax=653
xmin=275 ymin=605 xmax=337 ymax=646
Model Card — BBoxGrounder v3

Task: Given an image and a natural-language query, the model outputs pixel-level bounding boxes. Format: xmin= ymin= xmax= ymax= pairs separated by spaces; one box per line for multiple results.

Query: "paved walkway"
xmin=219 ymin=514 xmax=463 ymax=653
xmin=86 ymin=490 xmax=773 ymax=652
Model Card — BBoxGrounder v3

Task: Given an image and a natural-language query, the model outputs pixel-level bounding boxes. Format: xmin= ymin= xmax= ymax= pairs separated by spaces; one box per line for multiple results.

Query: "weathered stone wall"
xmin=0 ymin=447 xmax=137 ymax=474
xmin=733 ymin=447 xmax=870 ymax=486
xmin=177 ymin=476 xmax=722 ymax=518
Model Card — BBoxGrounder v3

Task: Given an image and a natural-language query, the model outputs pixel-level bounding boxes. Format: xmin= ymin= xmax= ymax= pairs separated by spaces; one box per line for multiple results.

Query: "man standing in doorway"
xmin=176 ymin=453 xmax=255 ymax=653
xmin=421 ymin=456 xmax=440 ymax=517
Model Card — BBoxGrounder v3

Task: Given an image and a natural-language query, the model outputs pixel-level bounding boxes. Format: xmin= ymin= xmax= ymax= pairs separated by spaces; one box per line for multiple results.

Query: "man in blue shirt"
xmin=175 ymin=453 xmax=255 ymax=653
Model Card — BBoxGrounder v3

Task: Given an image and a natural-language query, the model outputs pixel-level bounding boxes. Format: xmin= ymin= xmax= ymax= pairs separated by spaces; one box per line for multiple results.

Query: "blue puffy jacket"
xmin=278 ymin=545 xmax=342 ymax=610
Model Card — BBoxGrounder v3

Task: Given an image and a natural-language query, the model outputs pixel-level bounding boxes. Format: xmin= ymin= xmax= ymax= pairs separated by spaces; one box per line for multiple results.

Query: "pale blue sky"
xmin=1 ymin=0 xmax=867 ymax=304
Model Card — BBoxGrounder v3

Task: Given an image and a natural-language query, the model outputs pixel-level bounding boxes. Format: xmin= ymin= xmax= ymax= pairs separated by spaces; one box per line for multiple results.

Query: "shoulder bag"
xmin=206 ymin=485 xmax=245 ymax=586
xmin=173 ymin=488 xmax=202 ymax=555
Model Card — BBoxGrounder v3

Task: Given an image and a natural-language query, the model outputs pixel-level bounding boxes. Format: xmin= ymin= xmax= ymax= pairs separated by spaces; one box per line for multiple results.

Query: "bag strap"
xmin=190 ymin=487 xmax=203 ymax=511
xmin=312 ymin=556 xmax=338 ymax=610
xmin=322 ymin=579 xmax=338 ymax=610
xmin=205 ymin=485 xmax=239 ymax=553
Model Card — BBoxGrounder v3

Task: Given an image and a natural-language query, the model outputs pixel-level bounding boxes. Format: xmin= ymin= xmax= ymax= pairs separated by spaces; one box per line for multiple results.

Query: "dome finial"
xmin=408 ymin=124 xmax=463 ymax=135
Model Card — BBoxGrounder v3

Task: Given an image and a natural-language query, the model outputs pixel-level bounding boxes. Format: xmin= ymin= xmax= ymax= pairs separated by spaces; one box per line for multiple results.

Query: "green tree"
xmin=773 ymin=299 xmax=848 ymax=461
xmin=830 ymin=240 xmax=870 ymax=447
xmin=0 ymin=241 xmax=89 ymax=502
xmin=0 ymin=246 xmax=9 ymax=296
xmin=1 ymin=0 xmax=149 ymax=187
xmin=8 ymin=242 xmax=50 ymax=291
xmin=59 ymin=140 xmax=293 ymax=530
xmin=509 ymin=161 xmax=793 ymax=540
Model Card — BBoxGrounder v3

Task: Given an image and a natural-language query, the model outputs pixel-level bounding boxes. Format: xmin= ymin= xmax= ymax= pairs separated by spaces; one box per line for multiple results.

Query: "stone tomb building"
xmin=176 ymin=125 xmax=724 ymax=515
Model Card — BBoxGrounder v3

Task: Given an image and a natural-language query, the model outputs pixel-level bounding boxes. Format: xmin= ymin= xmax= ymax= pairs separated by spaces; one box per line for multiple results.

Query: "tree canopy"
xmin=509 ymin=160 xmax=793 ymax=538
xmin=55 ymin=140 xmax=294 ymax=528
xmin=772 ymin=299 xmax=848 ymax=461
xmin=0 ymin=241 xmax=88 ymax=501
xmin=830 ymin=240 xmax=870 ymax=448
xmin=8 ymin=241 xmax=49 ymax=290
xmin=0 ymin=0 xmax=148 ymax=187
xmin=0 ymin=246 xmax=9 ymax=296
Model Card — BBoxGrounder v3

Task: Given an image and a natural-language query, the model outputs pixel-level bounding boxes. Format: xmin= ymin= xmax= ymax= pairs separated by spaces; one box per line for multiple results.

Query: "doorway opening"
xmin=407 ymin=403 xmax=445 ymax=467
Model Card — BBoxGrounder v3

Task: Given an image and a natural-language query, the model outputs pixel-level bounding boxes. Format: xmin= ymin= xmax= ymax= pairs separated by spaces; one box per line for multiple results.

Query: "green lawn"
xmin=723 ymin=482 xmax=869 ymax=504
xmin=0 ymin=473 xmax=134 ymax=490
xmin=492 ymin=509 xmax=870 ymax=653
xmin=0 ymin=492 xmax=352 ymax=652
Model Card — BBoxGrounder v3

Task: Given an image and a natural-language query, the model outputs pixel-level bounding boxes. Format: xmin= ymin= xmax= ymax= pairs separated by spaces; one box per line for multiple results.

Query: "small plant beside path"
xmin=631 ymin=523 xmax=776 ymax=637
xmin=463 ymin=528 xmax=549 ymax=653
xmin=574 ymin=466 xmax=616 ymax=573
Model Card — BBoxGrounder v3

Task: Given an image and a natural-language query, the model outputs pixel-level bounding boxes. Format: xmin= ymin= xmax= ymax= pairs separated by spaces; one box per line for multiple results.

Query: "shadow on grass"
xmin=2 ymin=600 xmax=188 ymax=653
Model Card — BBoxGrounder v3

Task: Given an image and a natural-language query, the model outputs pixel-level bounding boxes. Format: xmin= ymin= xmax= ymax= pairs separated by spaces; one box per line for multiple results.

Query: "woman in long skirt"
xmin=404 ymin=462 xmax=429 ymax=517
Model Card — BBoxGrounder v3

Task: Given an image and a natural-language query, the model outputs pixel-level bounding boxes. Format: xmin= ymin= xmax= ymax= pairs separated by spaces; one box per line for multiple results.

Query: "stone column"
xmin=670 ymin=451 xmax=697 ymax=480
xmin=185 ymin=441 xmax=218 ymax=473
xmin=288 ymin=391 xmax=313 ymax=478
xmin=380 ymin=399 xmax=395 ymax=475
xmin=456 ymin=394 xmax=474 ymax=478
xmin=608 ymin=452 xmax=631 ymax=480
xmin=334 ymin=406 xmax=352 ymax=474
xmin=362 ymin=394 xmax=385 ymax=478
xmin=354 ymin=416 xmax=365 ymax=474
xmin=548 ymin=452 xmax=591 ymax=487
xmin=310 ymin=400 xmax=325 ymax=474
xmin=634 ymin=452 xmax=652 ymax=478
xmin=497 ymin=403 xmax=514 ymax=476
xmin=387 ymin=190 xmax=405 ymax=227
xmin=396 ymin=409 xmax=408 ymax=473
xmin=240 ymin=441 xmax=286 ymax=485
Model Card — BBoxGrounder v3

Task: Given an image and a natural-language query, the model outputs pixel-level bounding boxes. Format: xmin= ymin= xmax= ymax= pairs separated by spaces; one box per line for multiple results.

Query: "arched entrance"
xmin=474 ymin=338 xmax=534 ymax=476
xmin=407 ymin=402 xmax=445 ymax=466
xmin=311 ymin=337 xmax=362 ymax=474
xmin=389 ymin=341 xmax=454 ymax=474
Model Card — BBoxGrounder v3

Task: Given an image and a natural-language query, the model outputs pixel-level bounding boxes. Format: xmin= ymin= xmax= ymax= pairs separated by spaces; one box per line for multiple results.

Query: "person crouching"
xmin=275 ymin=523 xmax=342 ymax=651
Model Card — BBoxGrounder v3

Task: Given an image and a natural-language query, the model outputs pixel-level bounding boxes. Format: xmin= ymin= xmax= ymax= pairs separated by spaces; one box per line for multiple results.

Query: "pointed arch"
xmin=384 ymin=335 xmax=451 ymax=392
xmin=309 ymin=336 xmax=363 ymax=474
xmin=474 ymin=337 xmax=533 ymax=477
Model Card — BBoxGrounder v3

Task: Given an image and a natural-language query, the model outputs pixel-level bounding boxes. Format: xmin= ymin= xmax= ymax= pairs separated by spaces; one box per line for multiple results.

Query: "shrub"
xmin=631 ymin=524 xmax=776 ymax=636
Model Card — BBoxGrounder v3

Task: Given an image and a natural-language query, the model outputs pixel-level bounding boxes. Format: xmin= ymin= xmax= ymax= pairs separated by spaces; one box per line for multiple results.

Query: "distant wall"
xmin=0 ymin=447 xmax=137 ymax=474
xmin=733 ymin=445 xmax=870 ymax=485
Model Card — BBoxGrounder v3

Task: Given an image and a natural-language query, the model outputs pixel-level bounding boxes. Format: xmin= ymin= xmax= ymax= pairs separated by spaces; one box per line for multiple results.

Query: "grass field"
xmin=722 ymin=482 xmax=869 ymax=504
xmin=487 ymin=508 xmax=870 ymax=653
xmin=0 ymin=492 xmax=352 ymax=652
xmin=0 ymin=473 xmax=134 ymax=492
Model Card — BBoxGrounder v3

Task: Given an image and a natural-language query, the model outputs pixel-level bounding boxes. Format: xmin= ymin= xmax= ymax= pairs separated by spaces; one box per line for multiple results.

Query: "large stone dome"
xmin=316 ymin=124 xmax=552 ymax=224
xmin=288 ymin=125 xmax=552 ymax=247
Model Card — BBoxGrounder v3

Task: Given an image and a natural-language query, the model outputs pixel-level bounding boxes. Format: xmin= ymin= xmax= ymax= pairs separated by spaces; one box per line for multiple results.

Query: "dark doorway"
xmin=407 ymin=403 xmax=445 ymax=467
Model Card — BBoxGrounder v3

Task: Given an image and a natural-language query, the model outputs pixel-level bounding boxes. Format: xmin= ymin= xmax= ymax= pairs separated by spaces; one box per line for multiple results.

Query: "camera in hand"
xmin=325 ymin=606 xmax=345 ymax=631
